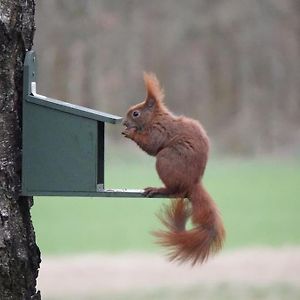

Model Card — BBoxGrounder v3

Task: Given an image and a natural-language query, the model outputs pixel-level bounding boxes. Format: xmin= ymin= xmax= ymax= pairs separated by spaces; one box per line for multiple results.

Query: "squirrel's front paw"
xmin=121 ymin=127 xmax=136 ymax=139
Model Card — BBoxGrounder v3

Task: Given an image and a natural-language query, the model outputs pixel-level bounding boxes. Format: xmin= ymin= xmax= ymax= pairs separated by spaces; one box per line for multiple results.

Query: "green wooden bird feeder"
xmin=21 ymin=50 xmax=157 ymax=198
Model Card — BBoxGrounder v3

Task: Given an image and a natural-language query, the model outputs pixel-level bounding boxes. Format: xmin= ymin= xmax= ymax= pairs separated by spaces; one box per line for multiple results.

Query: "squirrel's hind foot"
xmin=143 ymin=187 xmax=186 ymax=198
xmin=143 ymin=187 xmax=162 ymax=197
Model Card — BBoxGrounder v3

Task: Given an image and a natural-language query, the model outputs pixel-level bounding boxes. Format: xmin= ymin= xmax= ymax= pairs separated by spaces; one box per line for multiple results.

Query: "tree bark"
xmin=0 ymin=1 xmax=41 ymax=299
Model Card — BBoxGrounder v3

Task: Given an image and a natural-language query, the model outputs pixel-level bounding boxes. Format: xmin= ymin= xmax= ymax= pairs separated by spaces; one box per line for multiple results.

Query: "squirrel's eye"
xmin=132 ymin=110 xmax=140 ymax=118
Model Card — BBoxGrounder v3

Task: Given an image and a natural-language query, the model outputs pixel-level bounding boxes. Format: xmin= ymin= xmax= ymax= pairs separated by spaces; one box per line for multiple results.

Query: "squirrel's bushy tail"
xmin=153 ymin=184 xmax=225 ymax=265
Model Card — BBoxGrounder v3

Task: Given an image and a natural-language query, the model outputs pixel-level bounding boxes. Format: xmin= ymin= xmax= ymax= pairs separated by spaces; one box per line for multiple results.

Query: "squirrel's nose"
xmin=122 ymin=119 xmax=129 ymax=127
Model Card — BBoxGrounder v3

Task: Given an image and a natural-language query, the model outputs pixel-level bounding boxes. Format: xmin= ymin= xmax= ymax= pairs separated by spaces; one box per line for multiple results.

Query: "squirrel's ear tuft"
xmin=143 ymin=72 xmax=165 ymax=107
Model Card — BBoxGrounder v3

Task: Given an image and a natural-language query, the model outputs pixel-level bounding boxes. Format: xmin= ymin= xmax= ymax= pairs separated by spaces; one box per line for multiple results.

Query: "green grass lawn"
xmin=31 ymin=147 xmax=300 ymax=254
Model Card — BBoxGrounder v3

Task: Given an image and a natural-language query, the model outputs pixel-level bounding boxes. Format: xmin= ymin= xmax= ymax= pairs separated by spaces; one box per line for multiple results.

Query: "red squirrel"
xmin=122 ymin=73 xmax=225 ymax=265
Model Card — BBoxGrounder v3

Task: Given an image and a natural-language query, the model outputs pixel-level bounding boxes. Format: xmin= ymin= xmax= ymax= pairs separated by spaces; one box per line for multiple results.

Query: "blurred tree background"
xmin=31 ymin=3 xmax=300 ymax=298
xmin=35 ymin=0 xmax=300 ymax=155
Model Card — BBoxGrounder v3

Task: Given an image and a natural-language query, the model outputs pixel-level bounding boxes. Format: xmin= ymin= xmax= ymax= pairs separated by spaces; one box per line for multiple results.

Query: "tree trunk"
xmin=0 ymin=1 xmax=41 ymax=299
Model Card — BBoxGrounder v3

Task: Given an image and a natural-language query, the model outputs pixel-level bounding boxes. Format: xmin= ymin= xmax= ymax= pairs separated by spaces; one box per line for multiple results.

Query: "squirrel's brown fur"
xmin=122 ymin=73 xmax=225 ymax=265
